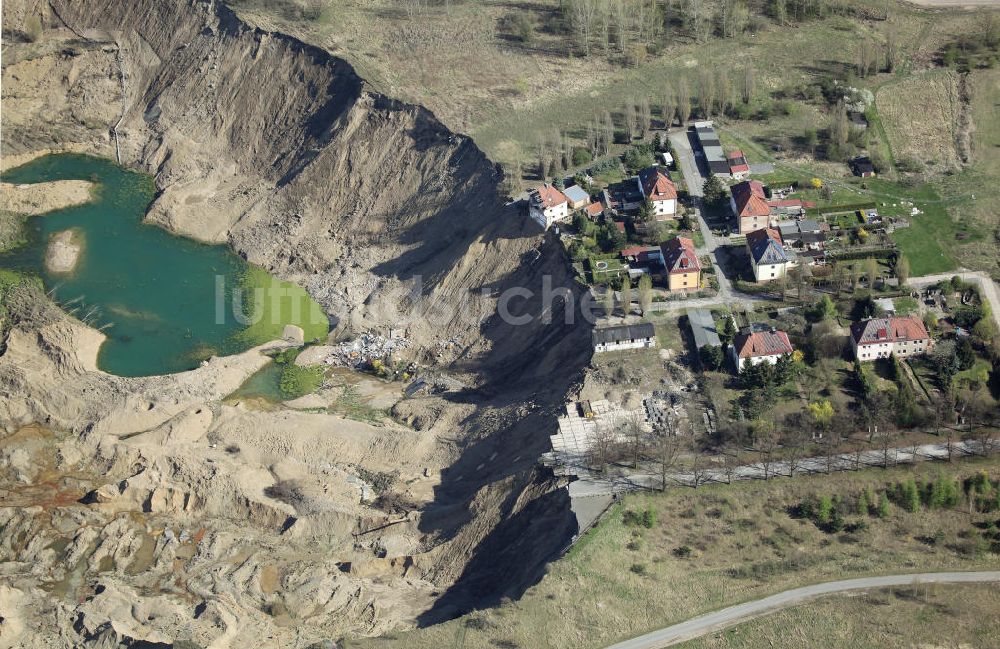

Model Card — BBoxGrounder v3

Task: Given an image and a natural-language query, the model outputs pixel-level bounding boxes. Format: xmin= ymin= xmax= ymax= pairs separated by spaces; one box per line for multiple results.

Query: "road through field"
xmin=604 ymin=571 xmax=1000 ymax=649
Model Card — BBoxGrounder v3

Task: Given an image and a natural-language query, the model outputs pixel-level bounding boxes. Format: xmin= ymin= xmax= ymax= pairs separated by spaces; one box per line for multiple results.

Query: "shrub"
xmin=673 ymin=545 xmax=693 ymax=558
xmin=279 ymin=363 xmax=325 ymax=399
xmin=630 ymin=563 xmax=649 ymax=575
xmin=572 ymin=147 xmax=593 ymax=166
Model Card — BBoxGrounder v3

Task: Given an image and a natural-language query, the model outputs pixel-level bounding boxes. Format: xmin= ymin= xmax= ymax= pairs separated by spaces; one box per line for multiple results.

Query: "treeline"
xmin=551 ymin=0 xmax=856 ymax=63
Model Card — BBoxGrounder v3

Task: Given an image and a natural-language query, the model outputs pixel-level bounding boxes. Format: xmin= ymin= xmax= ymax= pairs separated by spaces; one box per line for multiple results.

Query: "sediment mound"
xmin=1 ymin=0 xmax=592 ymax=645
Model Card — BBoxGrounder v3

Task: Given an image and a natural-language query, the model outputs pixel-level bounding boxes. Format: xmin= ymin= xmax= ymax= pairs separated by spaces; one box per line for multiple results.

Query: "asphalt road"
xmin=605 ymin=571 xmax=1000 ymax=649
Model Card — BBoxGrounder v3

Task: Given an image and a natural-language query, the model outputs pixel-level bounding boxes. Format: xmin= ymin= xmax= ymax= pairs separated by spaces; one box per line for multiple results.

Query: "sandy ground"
xmin=44 ymin=228 xmax=83 ymax=273
xmin=0 ymin=179 xmax=95 ymax=215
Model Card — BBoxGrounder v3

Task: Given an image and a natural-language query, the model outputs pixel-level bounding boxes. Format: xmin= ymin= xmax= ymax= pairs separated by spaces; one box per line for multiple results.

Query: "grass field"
xmin=876 ymin=69 xmax=966 ymax=172
xmin=229 ymin=265 xmax=330 ymax=346
xmin=353 ymin=455 xmax=1000 ymax=649
xmin=675 ymin=583 xmax=1000 ymax=649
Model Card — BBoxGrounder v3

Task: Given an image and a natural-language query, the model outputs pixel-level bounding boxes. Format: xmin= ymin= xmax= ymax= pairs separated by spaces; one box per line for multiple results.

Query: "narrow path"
xmin=604 ymin=571 xmax=1000 ymax=649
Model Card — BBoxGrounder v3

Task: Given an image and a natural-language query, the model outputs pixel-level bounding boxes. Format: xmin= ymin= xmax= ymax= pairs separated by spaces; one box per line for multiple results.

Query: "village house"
xmin=727 ymin=150 xmax=750 ymax=180
xmin=636 ymin=166 xmax=678 ymax=219
xmin=562 ymin=184 xmax=591 ymax=210
xmin=656 ymin=236 xmax=701 ymax=291
xmin=850 ymin=156 xmax=876 ymax=178
xmin=619 ymin=245 xmax=661 ymax=266
xmin=746 ymin=227 xmax=791 ymax=282
xmin=729 ymin=324 xmax=794 ymax=373
xmin=730 ymin=180 xmax=772 ymax=234
xmin=584 ymin=201 xmax=604 ymax=220
xmin=850 ymin=315 xmax=931 ymax=361
xmin=529 ymin=183 xmax=569 ymax=230
xmin=592 ymin=323 xmax=657 ymax=353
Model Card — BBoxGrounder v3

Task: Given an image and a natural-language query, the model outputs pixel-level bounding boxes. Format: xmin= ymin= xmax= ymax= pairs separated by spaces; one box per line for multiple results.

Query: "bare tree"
xmin=716 ymin=69 xmax=733 ymax=117
xmin=661 ymin=84 xmax=676 ymax=128
xmin=721 ymin=445 xmax=743 ymax=484
xmin=698 ymin=68 xmax=716 ymax=118
xmin=588 ymin=425 xmax=617 ymax=471
xmin=754 ymin=422 xmax=780 ymax=480
xmin=741 ymin=62 xmax=755 ymax=105
xmin=677 ymin=78 xmax=692 ymax=125
xmin=601 ymin=110 xmax=615 ymax=154
xmin=688 ymin=440 xmax=710 ymax=488
xmin=638 ymin=274 xmax=653 ymax=316
xmin=656 ymin=430 xmax=682 ymax=490
xmin=638 ymin=97 xmax=652 ymax=139
xmin=624 ymin=101 xmax=638 ymax=141
xmin=586 ymin=121 xmax=598 ymax=155
xmin=602 ymin=285 xmax=615 ymax=317
xmin=567 ymin=0 xmax=599 ymax=57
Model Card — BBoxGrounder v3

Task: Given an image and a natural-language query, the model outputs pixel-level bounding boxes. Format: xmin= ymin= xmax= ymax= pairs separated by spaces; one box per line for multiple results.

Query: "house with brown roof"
xmin=529 ymin=183 xmax=570 ymax=230
xmin=584 ymin=201 xmax=604 ymax=220
xmin=656 ymin=236 xmax=701 ymax=292
xmin=850 ymin=315 xmax=930 ymax=362
xmin=730 ymin=180 xmax=771 ymax=234
xmin=636 ymin=166 xmax=678 ymax=220
xmin=746 ymin=227 xmax=791 ymax=282
xmin=727 ymin=150 xmax=750 ymax=180
xmin=729 ymin=325 xmax=794 ymax=373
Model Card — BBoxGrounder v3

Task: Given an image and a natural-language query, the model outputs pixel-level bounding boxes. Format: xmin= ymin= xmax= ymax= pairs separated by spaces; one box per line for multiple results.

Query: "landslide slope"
xmin=0 ymin=0 xmax=592 ymax=645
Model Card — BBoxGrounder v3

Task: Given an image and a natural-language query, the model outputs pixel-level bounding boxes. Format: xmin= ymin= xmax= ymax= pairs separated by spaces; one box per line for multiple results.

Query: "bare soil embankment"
xmin=0 ymin=0 xmax=591 ymax=646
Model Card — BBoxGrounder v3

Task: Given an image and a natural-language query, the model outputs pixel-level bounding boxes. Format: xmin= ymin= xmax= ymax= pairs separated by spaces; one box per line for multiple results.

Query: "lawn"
xmin=352 ymin=455 xmax=1000 ymax=649
xmin=675 ymin=583 xmax=1000 ymax=649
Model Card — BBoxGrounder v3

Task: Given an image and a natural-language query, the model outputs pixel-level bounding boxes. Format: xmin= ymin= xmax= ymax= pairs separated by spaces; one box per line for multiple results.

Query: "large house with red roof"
xmin=729 ymin=325 xmax=794 ymax=373
xmin=850 ymin=315 xmax=931 ymax=362
xmin=528 ymin=183 xmax=569 ymax=230
xmin=654 ymin=236 xmax=701 ymax=292
xmin=636 ymin=167 xmax=678 ymax=220
xmin=730 ymin=180 xmax=771 ymax=234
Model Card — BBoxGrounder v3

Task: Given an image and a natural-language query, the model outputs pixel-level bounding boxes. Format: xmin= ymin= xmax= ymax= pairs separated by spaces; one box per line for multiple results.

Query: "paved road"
xmin=562 ymin=438 xmax=996 ymax=497
xmin=605 ymin=571 xmax=1000 ymax=649
xmin=669 ymin=130 xmax=746 ymax=306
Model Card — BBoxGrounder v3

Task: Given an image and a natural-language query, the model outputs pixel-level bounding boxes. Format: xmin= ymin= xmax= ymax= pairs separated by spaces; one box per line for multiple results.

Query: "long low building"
xmin=687 ymin=308 xmax=721 ymax=350
xmin=695 ymin=121 xmax=731 ymax=176
xmin=592 ymin=323 xmax=657 ymax=353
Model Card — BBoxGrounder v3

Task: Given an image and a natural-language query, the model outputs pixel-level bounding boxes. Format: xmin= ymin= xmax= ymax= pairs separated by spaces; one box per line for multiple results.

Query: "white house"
xmin=851 ymin=316 xmax=930 ymax=362
xmin=745 ymin=227 xmax=791 ymax=282
xmin=529 ymin=184 xmax=570 ymax=230
xmin=636 ymin=167 xmax=678 ymax=220
xmin=592 ymin=323 xmax=657 ymax=353
xmin=729 ymin=326 xmax=794 ymax=373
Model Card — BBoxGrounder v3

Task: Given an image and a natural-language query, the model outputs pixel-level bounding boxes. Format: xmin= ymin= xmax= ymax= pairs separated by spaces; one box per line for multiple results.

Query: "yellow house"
xmin=660 ymin=236 xmax=701 ymax=292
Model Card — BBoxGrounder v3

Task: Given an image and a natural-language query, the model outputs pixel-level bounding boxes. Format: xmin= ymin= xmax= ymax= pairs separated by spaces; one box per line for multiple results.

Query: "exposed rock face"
xmin=0 ymin=0 xmax=593 ymax=646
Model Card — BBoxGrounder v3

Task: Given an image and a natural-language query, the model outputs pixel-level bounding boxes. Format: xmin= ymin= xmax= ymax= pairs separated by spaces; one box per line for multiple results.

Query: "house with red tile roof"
xmin=727 ymin=150 xmax=750 ymax=180
xmin=850 ymin=315 xmax=931 ymax=362
xmin=730 ymin=180 xmax=771 ymax=234
xmin=656 ymin=236 xmax=701 ymax=292
xmin=729 ymin=325 xmax=794 ymax=373
xmin=528 ymin=183 xmax=569 ymax=230
xmin=636 ymin=166 xmax=678 ymax=220
xmin=584 ymin=201 xmax=604 ymax=220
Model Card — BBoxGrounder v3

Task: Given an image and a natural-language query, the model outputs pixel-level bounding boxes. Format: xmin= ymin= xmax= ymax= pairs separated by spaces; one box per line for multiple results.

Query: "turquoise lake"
xmin=2 ymin=154 xmax=263 ymax=377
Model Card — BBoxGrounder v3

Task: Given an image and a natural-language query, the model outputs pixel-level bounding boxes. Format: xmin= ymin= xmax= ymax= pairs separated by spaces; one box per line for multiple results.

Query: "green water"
xmin=1 ymin=154 xmax=328 ymax=377
xmin=228 ymin=360 xmax=285 ymax=401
